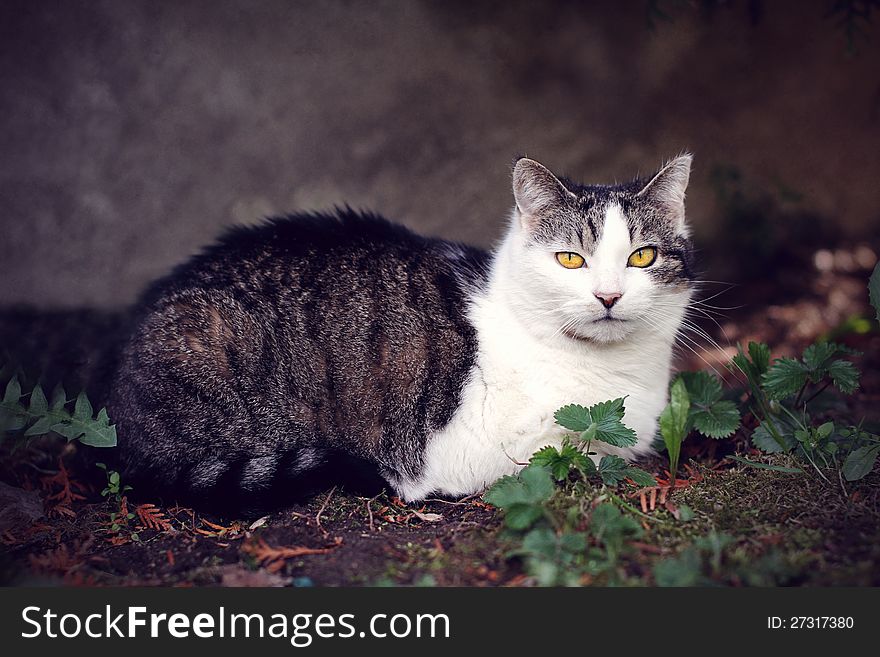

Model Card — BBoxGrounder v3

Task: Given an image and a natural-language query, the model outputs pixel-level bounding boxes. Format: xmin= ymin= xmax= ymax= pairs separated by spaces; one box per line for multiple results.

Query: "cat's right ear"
xmin=512 ymin=157 xmax=574 ymax=231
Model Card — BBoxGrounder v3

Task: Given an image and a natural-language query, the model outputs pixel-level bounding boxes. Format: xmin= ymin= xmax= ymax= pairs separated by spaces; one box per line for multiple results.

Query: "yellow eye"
xmin=627 ymin=246 xmax=657 ymax=268
xmin=555 ymin=252 xmax=585 ymax=269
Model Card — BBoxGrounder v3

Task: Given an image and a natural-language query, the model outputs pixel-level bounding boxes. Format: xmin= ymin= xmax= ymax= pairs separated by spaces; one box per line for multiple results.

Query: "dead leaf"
xmin=249 ymin=516 xmax=269 ymax=531
xmin=412 ymin=510 xmax=443 ymax=523
xmin=135 ymin=503 xmax=173 ymax=532
xmin=40 ymin=459 xmax=86 ymax=514
xmin=241 ymin=536 xmax=342 ymax=573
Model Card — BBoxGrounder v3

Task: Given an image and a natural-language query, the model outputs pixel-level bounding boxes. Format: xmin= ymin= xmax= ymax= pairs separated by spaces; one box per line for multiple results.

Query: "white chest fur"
xmin=393 ymin=287 xmax=679 ymax=501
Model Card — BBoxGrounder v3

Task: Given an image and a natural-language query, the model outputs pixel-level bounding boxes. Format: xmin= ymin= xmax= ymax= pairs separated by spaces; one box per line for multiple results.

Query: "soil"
xmin=1 ymin=250 xmax=878 ymax=587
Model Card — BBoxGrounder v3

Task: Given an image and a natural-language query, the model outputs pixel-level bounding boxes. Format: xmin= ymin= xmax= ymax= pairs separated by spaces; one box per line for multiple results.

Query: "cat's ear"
xmin=512 ymin=157 xmax=575 ymax=230
xmin=637 ymin=154 xmax=692 ymax=231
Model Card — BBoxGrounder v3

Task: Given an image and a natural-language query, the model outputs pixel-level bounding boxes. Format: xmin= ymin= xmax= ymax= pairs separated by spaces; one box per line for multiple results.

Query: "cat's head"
xmin=502 ymin=155 xmax=695 ymax=344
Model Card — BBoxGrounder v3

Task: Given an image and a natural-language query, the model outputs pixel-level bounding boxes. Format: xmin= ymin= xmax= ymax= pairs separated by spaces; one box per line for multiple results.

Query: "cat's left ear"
xmin=512 ymin=157 xmax=576 ymax=231
xmin=636 ymin=154 xmax=692 ymax=232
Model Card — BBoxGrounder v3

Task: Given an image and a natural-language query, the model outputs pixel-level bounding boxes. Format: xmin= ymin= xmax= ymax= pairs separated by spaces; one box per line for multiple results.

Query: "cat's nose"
xmin=595 ymin=291 xmax=622 ymax=309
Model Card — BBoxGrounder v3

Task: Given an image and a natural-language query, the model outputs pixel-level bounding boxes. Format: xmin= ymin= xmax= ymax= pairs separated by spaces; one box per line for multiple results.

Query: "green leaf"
xmin=748 ymin=342 xmax=771 ymax=376
xmin=579 ymin=424 xmax=598 ymax=442
xmin=802 ymin=342 xmax=834 ymax=371
xmin=588 ymin=397 xmax=626 ymax=423
xmin=553 ymin=404 xmax=592 ymax=432
xmin=827 ymin=359 xmax=859 ymax=395
xmin=29 ymin=384 xmax=48 ymax=416
xmin=530 ymin=445 xmax=579 ymax=481
xmin=0 ymin=376 xmax=27 ymax=433
xmin=487 ymin=467 xmax=553 ymax=528
xmin=3 ymin=376 xmax=21 ymax=404
xmin=623 ymin=467 xmax=657 ymax=487
xmin=802 ymin=341 xmax=860 ymax=370
xmin=589 ymin=502 xmax=642 ymax=544
xmin=816 ymin=421 xmax=835 ymax=441
xmin=751 ymin=417 xmax=797 ymax=453
xmin=23 ymin=415 xmax=58 ymax=437
xmin=597 ymin=455 xmax=628 ymax=486
xmin=727 ymin=455 xmax=804 ymax=473
xmin=50 ymin=384 xmax=66 ymax=410
xmin=870 ymin=261 xmax=880 ymax=322
xmin=51 ymin=407 xmax=118 ymax=447
xmin=484 ymin=465 xmax=555 ymax=511
xmin=558 ymin=531 xmax=588 ymax=553
xmin=654 ymin=548 xmax=703 ymax=586
xmin=588 ymin=397 xmax=637 ymax=447
xmin=762 ymin=358 xmax=808 ymax=400
xmin=679 ymin=371 xmax=722 ymax=406
xmin=572 ymin=452 xmax=597 ymax=476
xmin=0 ymin=404 xmax=27 ymax=433
xmin=518 ymin=527 xmax=558 ymax=558
xmin=594 ymin=424 xmax=637 ymax=449
xmin=554 ymin=398 xmax=636 ymax=448
xmin=660 ymin=377 xmax=690 ymax=479
xmin=842 ymin=444 xmax=880 ymax=482
xmin=73 ymin=391 xmax=93 ymax=420
xmin=690 ymin=400 xmax=741 ymax=439
xmin=732 ymin=341 xmax=770 ymax=392
xmin=505 ymin=504 xmax=544 ymax=530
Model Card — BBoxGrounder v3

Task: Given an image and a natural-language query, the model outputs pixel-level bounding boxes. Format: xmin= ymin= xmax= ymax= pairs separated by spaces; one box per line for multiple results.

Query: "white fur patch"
xmin=393 ymin=204 xmax=689 ymax=500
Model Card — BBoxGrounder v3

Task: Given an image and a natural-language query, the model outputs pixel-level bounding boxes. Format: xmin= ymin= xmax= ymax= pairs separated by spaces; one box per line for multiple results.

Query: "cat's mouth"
xmin=562 ymin=317 xmax=628 ymax=342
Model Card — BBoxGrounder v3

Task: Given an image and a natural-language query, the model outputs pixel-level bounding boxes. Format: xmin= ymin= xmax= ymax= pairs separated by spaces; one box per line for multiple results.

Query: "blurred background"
xmin=1 ymin=0 xmax=878 ymax=362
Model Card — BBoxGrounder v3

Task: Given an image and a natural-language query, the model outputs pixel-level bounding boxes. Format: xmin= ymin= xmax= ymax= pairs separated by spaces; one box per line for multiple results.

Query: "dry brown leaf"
xmin=249 ymin=516 xmax=269 ymax=531
xmin=241 ymin=536 xmax=342 ymax=573
xmin=135 ymin=503 xmax=173 ymax=532
xmin=40 ymin=459 xmax=86 ymax=511
xmin=412 ymin=510 xmax=443 ymax=523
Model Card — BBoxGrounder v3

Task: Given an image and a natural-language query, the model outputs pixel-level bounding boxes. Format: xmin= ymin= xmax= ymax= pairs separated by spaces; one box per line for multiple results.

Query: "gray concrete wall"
xmin=1 ymin=0 xmax=878 ymax=309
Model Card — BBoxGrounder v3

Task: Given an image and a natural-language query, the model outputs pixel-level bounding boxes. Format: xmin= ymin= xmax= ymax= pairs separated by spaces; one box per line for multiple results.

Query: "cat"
xmin=108 ymin=155 xmax=695 ymax=509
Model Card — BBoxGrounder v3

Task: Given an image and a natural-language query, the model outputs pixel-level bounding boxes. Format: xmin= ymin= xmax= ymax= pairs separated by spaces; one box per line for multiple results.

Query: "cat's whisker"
xmin=647 ymin=308 xmax=746 ymax=384
xmin=639 ymin=311 xmax=728 ymax=380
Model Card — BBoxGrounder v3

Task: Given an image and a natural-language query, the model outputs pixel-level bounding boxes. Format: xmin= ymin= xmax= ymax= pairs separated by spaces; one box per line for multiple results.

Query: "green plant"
xmin=0 ymin=374 xmax=117 ymax=448
xmin=653 ymin=531 xmax=794 ymax=587
xmin=484 ymin=398 xmax=655 ymax=585
xmin=96 ymin=463 xmax=139 ymax=541
xmin=734 ymin=338 xmax=876 ymax=484
xmin=537 ymin=397 xmax=657 ymax=486
xmin=659 ymin=371 xmax=741 ymax=480
xmin=96 ymin=462 xmax=131 ymax=502
xmin=660 ymin=378 xmax=689 ymax=481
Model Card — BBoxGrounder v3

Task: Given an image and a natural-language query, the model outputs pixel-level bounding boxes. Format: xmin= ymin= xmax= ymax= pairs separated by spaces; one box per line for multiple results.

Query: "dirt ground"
xmin=1 ymin=249 xmax=878 ymax=587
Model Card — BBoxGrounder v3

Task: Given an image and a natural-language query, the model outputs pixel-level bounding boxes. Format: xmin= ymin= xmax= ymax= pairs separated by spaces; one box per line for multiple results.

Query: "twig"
xmin=315 ymin=486 xmax=336 ymax=537
xmin=364 ymin=493 xmax=381 ymax=532
xmin=802 ymin=381 xmax=832 ymax=406
xmin=501 ymin=445 xmax=529 ymax=466
xmin=423 ymin=492 xmax=484 ymax=506
xmin=833 ymin=453 xmax=849 ymax=500
xmin=793 ymin=381 xmax=810 ymax=409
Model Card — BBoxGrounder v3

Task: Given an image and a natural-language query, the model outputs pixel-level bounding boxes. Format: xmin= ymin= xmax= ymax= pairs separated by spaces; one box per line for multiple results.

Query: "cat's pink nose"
xmin=595 ymin=292 xmax=622 ymax=309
